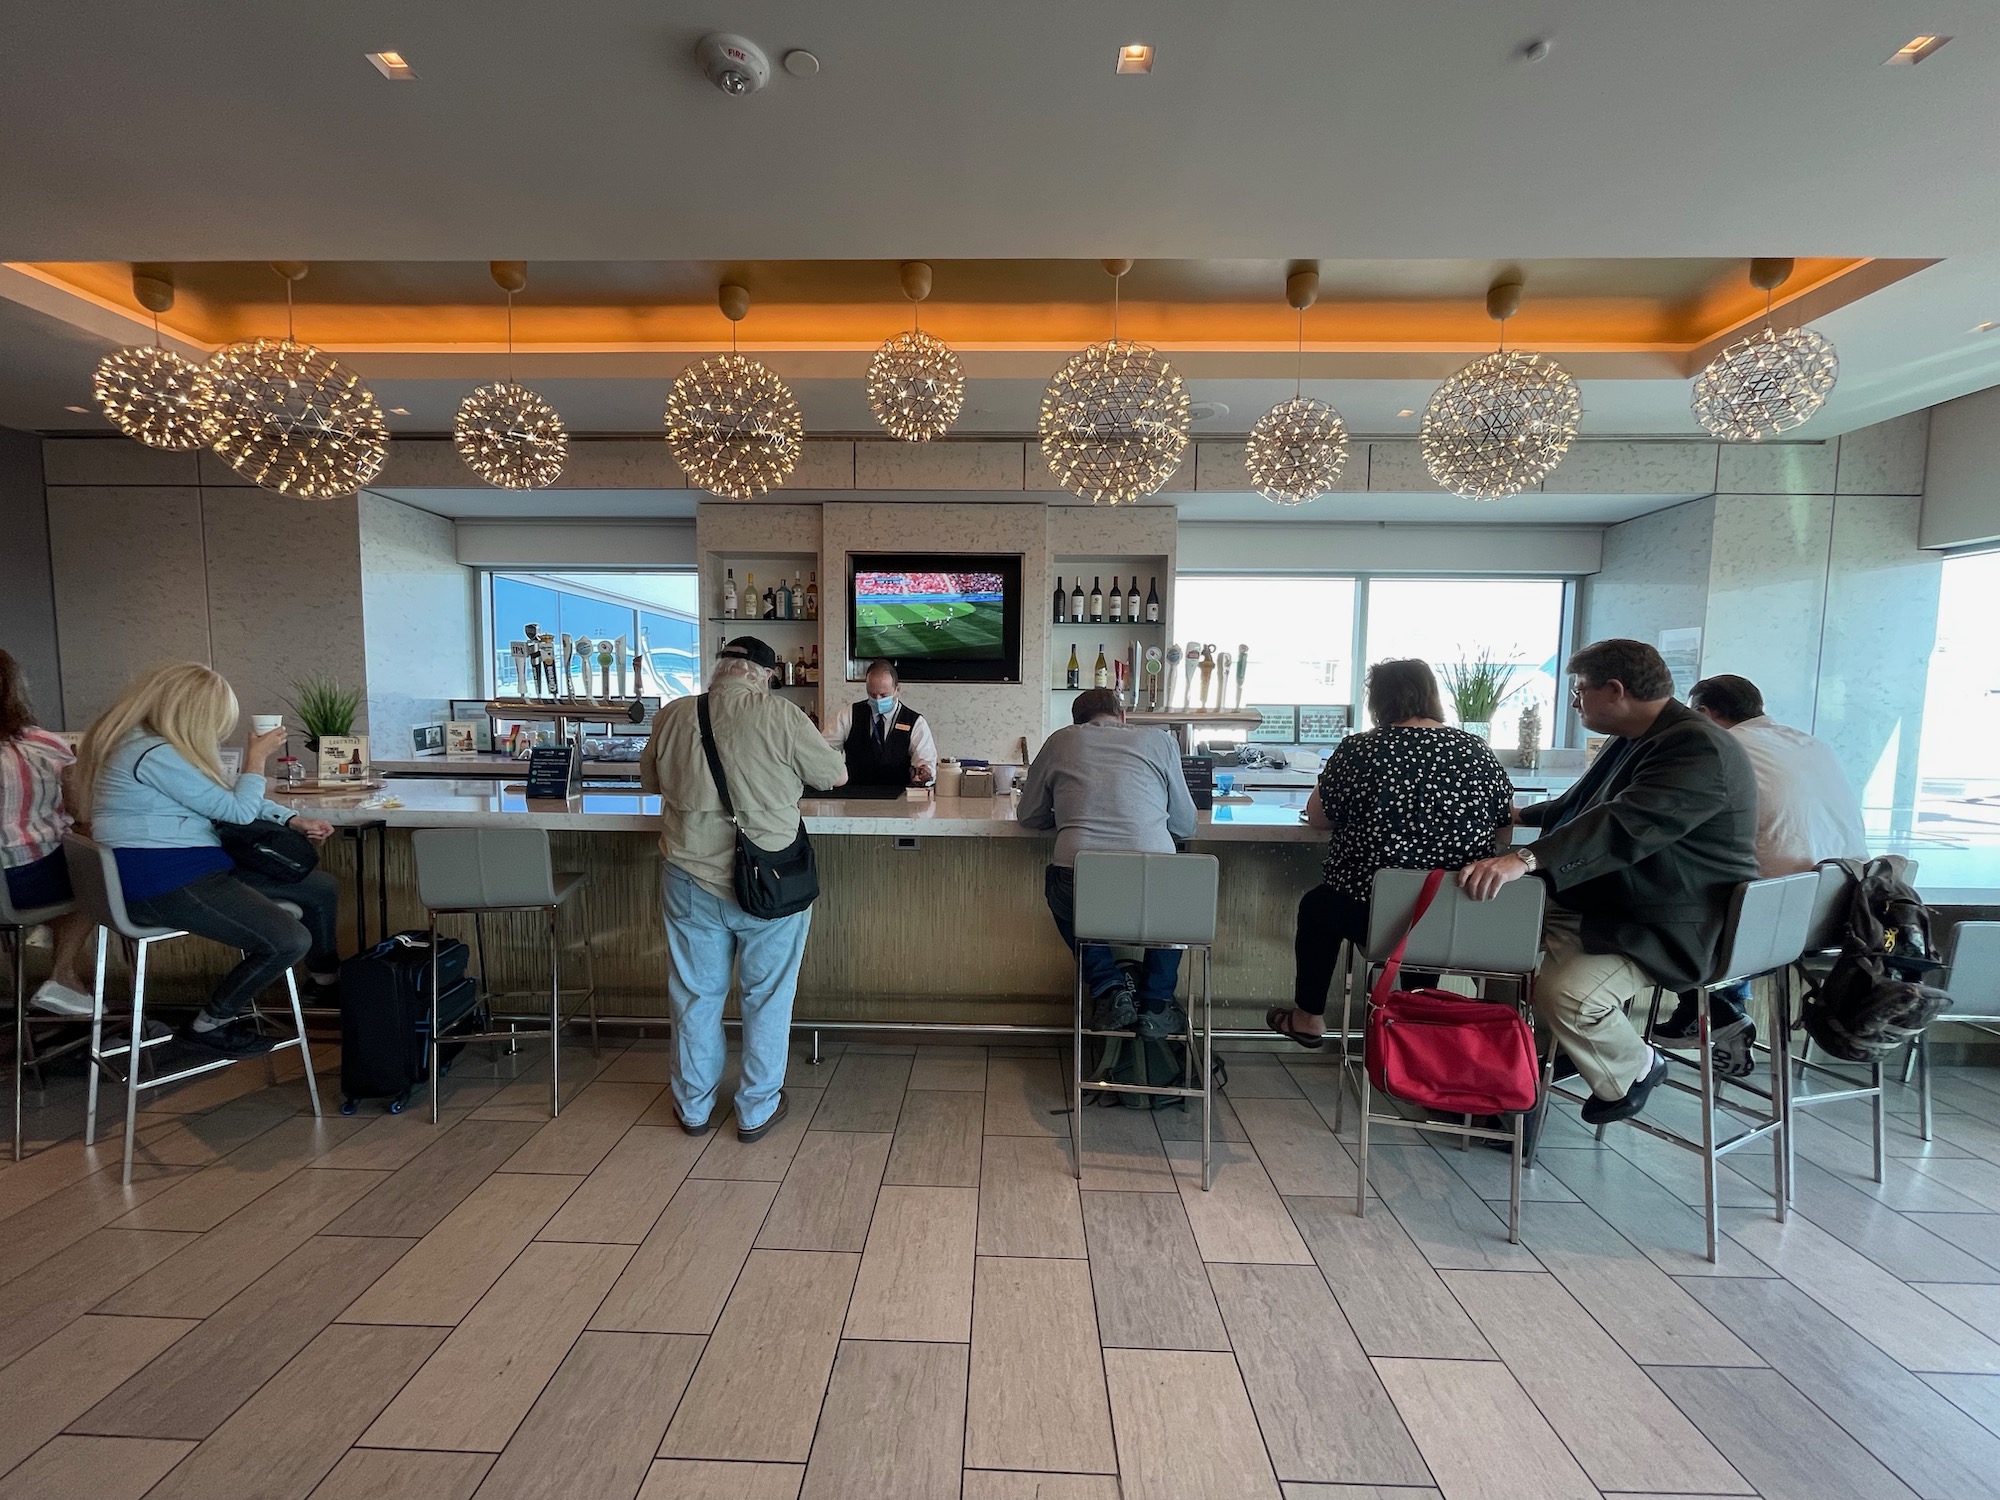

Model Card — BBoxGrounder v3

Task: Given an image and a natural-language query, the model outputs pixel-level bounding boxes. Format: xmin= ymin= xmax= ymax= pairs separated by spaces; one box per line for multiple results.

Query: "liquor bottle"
xmin=1093 ymin=645 xmax=1110 ymax=689
xmin=805 ymin=571 xmax=819 ymax=619
xmin=794 ymin=647 xmax=808 ymax=683
xmin=1089 ymin=577 xmax=1104 ymax=623
xmin=1108 ymin=577 xmax=1124 ymax=624
xmin=1065 ymin=645 xmax=1080 ymax=690
xmin=762 ymin=583 xmax=777 ymax=620
xmin=807 ymin=644 xmax=820 ymax=683
xmin=791 ymin=573 xmax=804 ymax=620
xmin=1053 ymin=576 xmax=1067 ymax=624
xmin=1127 ymin=578 xmax=1142 ymax=620
xmin=772 ymin=577 xmax=787 ymax=620
xmin=1144 ymin=576 xmax=1160 ymax=623
xmin=742 ymin=571 xmax=756 ymax=619
xmin=722 ymin=568 xmax=738 ymax=620
xmin=1070 ymin=578 xmax=1085 ymax=621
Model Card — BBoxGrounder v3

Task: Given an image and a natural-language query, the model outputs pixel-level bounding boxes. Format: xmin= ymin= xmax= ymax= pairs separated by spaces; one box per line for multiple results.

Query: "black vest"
xmin=844 ymin=701 xmax=920 ymax=787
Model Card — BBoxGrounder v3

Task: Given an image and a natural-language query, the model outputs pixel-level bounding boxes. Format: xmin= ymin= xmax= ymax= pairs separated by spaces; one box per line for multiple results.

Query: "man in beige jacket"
xmin=642 ymin=638 xmax=846 ymax=1141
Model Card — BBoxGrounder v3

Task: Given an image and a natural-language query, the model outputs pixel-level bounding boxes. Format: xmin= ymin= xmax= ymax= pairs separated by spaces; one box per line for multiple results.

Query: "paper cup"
xmin=250 ymin=715 xmax=285 ymax=735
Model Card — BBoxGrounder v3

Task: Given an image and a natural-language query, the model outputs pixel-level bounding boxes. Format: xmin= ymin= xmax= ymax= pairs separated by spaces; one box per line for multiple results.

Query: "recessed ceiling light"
xmin=65 ymin=404 xmax=89 ymax=414
xmin=1116 ymin=43 xmax=1154 ymax=74
xmin=388 ymin=406 xmax=411 ymax=415
xmin=1884 ymin=35 xmax=1950 ymax=65
xmin=1975 ymin=322 xmax=1999 ymax=335
xmin=1396 ymin=408 xmax=1416 ymax=417
xmin=367 ymin=50 xmax=417 ymax=80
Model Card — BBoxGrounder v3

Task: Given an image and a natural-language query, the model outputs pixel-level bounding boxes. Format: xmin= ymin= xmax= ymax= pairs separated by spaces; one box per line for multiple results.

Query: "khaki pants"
xmin=1535 ymin=909 xmax=1655 ymax=1101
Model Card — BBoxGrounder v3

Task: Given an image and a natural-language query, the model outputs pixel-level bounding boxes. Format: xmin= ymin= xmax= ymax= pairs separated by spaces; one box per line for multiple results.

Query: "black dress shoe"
xmin=737 ymin=1092 xmax=789 ymax=1143
xmin=1581 ymin=1052 xmax=1669 ymax=1126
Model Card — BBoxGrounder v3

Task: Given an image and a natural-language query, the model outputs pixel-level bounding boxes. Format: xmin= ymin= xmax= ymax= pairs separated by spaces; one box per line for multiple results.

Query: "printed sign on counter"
xmin=318 ymin=736 xmax=371 ymax=784
xmin=411 ymin=724 xmax=445 ymax=756
xmin=1296 ymin=704 xmax=1352 ymax=744
xmin=525 ymin=743 xmax=581 ymax=800
xmin=1246 ymin=705 xmax=1298 ymax=744
xmin=1180 ymin=755 xmax=1215 ymax=811
xmin=444 ymin=721 xmax=481 ymax=757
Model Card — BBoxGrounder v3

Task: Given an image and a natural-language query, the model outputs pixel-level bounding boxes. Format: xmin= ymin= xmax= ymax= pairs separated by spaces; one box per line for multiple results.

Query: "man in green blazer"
xmin=1457 ymin=639 xmax=1759 ymax=1125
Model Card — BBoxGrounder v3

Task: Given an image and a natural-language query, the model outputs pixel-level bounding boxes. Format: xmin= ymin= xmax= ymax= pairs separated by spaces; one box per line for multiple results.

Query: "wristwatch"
xmin=1515 ymin=848 xmax=1539 ymax=874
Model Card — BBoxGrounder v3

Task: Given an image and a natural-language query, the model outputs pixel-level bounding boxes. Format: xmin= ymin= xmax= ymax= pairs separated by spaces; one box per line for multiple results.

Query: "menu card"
xmin=318 ymin=736 xmax=371 ymax=784
xmin=525 ymin=743 xmax=580 ymax=800
xmin=1180 ymin=755 xmax=1215 ymax=812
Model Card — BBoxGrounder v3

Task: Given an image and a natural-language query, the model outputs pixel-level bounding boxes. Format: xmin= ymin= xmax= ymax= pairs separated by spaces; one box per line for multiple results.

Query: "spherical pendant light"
xmin=455 ymin=263 xmax=569 ymax=488
xmin=1245 ymin=266 xmax=1349 ymax=505
xmin=664 ymin=284 xmax=802 ymax=499
xmin=1422 ymin=279 xmax=1579 ymax=501
xmin=90 ymin=266 xmax=217 ymax=451
xmin=867 ymin=262 xmax=964 ymax=442
xmin=1040 ymin=261 xmax=1190 ymax=505
xmin=1690 ymin=259 xmax=1838 ymax=441
xmin=204 ymin=264 xmax=389 ymax=499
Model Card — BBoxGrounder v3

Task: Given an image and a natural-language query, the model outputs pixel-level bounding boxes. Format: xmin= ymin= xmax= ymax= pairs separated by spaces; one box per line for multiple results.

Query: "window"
xmin=1174 ymin=572 xmax=1571 ymax=747
xmin=1174 ymin=577 xmax=1357 ymax=708
xmin=1363 ymin=578 xmax=1567 ymax=749
xmin=487 ymin=571 xmax=700 ymax=700
xmin=1915 ymin=549 xmax=2000 ymax=838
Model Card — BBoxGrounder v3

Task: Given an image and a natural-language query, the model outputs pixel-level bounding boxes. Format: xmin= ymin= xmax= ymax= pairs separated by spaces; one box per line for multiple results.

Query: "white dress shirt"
xmin=1729 ymin=715 xmax=1867 ymax=876
xmin=824 ymin=698 xmax=938 ymax=782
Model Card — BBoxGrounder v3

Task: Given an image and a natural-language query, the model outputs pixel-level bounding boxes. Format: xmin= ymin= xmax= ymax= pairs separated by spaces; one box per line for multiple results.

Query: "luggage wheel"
xmin=389 ymin=1091 xmax=410 ymax=1115
xmin=339 ymin=1097 xmax=358 ymax=1117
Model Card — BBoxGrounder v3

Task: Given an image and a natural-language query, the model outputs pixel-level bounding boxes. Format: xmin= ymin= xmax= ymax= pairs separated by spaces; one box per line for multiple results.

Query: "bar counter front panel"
xmin=138 ymin=780 xmax=1326 ymax=1028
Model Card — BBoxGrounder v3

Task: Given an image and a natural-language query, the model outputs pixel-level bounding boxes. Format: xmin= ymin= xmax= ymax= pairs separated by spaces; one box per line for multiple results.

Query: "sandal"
xmin=1265 ymin=1007 xmax=1326 ymax=1050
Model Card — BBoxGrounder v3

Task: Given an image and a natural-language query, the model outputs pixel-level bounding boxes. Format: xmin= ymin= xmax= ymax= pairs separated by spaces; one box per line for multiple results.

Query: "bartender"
xmin=828 ymin=659 xmax=936 ymax=787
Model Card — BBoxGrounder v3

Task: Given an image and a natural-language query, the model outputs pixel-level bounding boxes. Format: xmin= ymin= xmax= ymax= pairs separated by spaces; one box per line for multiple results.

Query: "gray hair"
xmin=709 ymin=655 xmax=770 ymax=691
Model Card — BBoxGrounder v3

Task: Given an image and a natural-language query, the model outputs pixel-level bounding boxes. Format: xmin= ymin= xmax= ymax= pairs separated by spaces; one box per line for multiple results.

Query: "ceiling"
xmin=3 ymin=2 xmax=1999 ymax=446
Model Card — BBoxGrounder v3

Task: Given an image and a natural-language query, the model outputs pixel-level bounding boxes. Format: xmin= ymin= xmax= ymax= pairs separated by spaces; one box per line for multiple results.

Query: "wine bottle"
xmin=1108 ymin=577 xmax=1123 ymax=624
xmin=741 ymin=571 xmax=755 ymax=619
xmin=805 ymin=571 xmax=819 ymax=619
xmin=722 ymin=569 xmax=738 ymax=620
xmin=1144 ymin=576 xmax=1160 ymax=623
xmin=1093 ymin=645 xmax=1110 ymax=689
xmin=1070 ymin=578 xmax=1085 ymax=621
xmin=1053 ymin=577 xmax=1067 ymax=623
xmin=1089 ymin=577 xmax=1104 ymax=623
xmin=1127 ymin=578 xmax=1142 ymax=620
xmin=792 ymin=573 xmax=804 ymax=621
xmin=1065 ymin=645 xmax=1080 ymax=690
xmin=807 ymin=643 xmax=820 ymax=683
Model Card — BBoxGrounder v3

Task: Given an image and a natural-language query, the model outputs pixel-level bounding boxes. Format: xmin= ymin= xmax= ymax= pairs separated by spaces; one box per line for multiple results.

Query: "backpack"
xmin=1801 ymin=857 xmax=1952 ymax=1063
xmin=1084 ymin=1034 xmax=1228 ymax=1110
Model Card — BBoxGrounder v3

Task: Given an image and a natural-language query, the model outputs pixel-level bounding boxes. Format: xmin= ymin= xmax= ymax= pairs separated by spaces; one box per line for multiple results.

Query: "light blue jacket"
xmin=90 ymin=734 xmax=295 ymax=849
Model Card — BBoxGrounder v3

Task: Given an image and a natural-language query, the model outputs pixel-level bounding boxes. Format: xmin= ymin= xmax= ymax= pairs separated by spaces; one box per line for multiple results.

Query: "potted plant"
xmin=285 ymin=673 xmax=362 ymax=752
xmin=1439 ymin=650 xmax=1519 ymax=742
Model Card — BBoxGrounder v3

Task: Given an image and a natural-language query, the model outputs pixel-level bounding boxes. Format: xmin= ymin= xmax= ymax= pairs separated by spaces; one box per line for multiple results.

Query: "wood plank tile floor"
xmin=4 ymin=1034 xmax=2000 ymax=1498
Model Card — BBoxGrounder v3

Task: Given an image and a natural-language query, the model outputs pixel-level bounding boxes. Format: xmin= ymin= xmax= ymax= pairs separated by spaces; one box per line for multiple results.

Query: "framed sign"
xmin=526 ymin=743 xmax=581 ymax=800
xmin=1246 ymin=704 xmax=1298 ymax=744
xmin=1296 ymin=704 xmax=1352 ymax=744
xmin=1180 ymin=755 xmax=1215 ymax=811
xmin=411 ymin=724 xmax=445 ymax=756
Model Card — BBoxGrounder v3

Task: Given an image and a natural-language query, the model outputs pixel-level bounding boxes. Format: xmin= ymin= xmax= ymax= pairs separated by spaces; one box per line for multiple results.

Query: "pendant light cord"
xmin=505 ymin=290 xmax=515 ymax=385
xmin=284 ymin=277 xmax=295 ymax=342
xmin=1296 ymin=306 xmax=1304 ymax=399
xmin=1112 ymin=272 xmax=1121 ymax=342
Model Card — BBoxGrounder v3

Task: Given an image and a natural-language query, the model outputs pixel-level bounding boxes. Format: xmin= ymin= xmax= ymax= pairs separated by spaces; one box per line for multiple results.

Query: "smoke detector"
xmin=696 ymin=33 xmax=771 ymax=95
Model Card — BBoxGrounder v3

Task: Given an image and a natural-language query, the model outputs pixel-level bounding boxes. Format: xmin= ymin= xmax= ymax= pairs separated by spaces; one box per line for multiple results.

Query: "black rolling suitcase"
xmin=338 ymin=930 xmax=483 ymax=1115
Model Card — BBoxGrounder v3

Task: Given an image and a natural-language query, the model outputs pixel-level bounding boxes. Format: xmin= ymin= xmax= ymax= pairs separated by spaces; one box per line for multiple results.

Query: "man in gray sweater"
xmin=1019 ymin=687 xmax=1199 ymax=1034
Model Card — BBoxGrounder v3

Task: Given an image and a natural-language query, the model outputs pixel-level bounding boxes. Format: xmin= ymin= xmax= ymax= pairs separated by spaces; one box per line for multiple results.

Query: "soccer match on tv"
xmin=852 ymin=569 xmax=1007 ymax=660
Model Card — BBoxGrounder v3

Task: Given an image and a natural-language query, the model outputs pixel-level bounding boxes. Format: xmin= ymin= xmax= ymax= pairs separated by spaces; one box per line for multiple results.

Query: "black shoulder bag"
xmin=696 ymin=693 xmax=819 ymax=919
xmin=216 ymin=819 xmax=318 ymax=883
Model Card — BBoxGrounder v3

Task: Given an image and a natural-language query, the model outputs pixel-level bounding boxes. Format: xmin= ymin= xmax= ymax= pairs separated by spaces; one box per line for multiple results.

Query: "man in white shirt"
xmin=1655 ymin=673 xmax=1869 ymax=1049
xmin=825 ymin=659 xmax=937 ymax=788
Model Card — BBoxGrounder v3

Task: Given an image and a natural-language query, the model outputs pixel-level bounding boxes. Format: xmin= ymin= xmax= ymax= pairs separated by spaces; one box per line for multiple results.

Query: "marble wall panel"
xmin=558 ymin=440 xmax=689 ymax=489
xmin=790 ymin=440 xmax=855 ymax=489
xmin=45 ymin=486 xmax=213 ymax=724
xmin=1579 ymin=497 xmax=1714 ymax=650
xmin=205 ymin=489 xmax=369 ymax=741
xmin=1836 ymin=410 xmax=1930 ymax=496
xmin=1716 ymin=440 xmax=1836 ymax=495
xmin=1701 ymin=494 xmax=1833 ymax=728
xmin=853 ymin=441 xmax=1025 ymax=491
xmin=1813 ymin=494 xmax=1941 ymax=826
xmin=1047 ymin=505 xmax=1176 ymax=559
xmin=1542 ymin=441 xmax=1719 ymax=495
xmin=359 ymin=494 xmax=476 ymax=757
xmin=371 ymin=440 xmax=465 ymax=488
xmin=1023 ymin=442 xmax=1193 ymax=495
xmin=195 ymin=450 xmax=256 ymax=486
xmin=43 ymin=439 xmax=199 ymax=487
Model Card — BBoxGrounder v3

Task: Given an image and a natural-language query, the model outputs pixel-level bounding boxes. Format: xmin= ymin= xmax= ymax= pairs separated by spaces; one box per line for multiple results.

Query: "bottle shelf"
xmin=708 ymin=616 xmax=819 ymax=625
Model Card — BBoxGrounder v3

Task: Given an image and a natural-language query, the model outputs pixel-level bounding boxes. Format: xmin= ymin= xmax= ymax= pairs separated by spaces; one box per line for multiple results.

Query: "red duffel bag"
xmin=1364 ymin=869 xmax=1540 ymax=1115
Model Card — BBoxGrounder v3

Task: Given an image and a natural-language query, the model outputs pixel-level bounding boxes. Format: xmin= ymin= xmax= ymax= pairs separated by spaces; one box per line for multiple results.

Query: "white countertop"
xmin=271 ymin=778 xmax=1325 ymax=844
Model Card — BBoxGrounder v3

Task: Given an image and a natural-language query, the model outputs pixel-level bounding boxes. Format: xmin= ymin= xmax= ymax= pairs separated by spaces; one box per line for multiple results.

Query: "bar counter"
xmin=135 ymin=778 xmax=1330 ymax=1030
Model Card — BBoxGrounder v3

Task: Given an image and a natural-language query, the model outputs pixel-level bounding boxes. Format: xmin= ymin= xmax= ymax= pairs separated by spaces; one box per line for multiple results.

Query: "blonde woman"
xmin=75 ymin=663 xmax=337 ymax=1057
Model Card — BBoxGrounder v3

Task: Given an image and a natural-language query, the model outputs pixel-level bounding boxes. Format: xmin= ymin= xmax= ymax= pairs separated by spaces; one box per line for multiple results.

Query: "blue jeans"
xmin=1044 ymin=865 xmax=1182 ymax=1003
xmin=661 ymin=863 xmax=810 ymax=1132
xmin=125 ymin=867 xmax=340 ymax=1022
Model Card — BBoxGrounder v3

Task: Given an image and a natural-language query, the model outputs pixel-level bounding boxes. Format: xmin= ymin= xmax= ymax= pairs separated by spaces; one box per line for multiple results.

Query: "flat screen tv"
xmin=848 ymin=553 xmax=1023 ymax=683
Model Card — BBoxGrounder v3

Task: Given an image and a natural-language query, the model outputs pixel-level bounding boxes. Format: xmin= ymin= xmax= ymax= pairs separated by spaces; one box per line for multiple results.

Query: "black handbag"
xmin=696 ymin=693 xmax=818 ymax=920
xmin=216 ymin=818 xmax=319 ymax=883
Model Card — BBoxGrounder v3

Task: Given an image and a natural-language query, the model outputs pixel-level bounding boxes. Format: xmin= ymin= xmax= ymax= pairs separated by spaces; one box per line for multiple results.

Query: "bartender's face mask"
xmin=866 ymin=672 xmax=897 ymax=714
xmin=872 ymin=695 xmax=896 ymax=714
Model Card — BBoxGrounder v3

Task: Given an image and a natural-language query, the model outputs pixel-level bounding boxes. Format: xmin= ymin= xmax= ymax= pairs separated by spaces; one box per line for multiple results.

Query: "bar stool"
xmin=411 ymin=827 xmax=598 ymax=1122
xmin=1903 ymin=920 xmax=1999 ymax=1143
xmin=1069 ymin=850 xmax=1219 ymax=1190
xmin=1547 ymin=871 xmax=1816 ymax=1262
xmin=1778 ymin=862 xmax=1890 ymax=1190
xmin=3 ymin=882 xmax=90 ymax=1161
xmin=63 ymin=833 xmax=322 ymax=1186
xmin=1341 ymin=867 xmax=1546 ymax=1244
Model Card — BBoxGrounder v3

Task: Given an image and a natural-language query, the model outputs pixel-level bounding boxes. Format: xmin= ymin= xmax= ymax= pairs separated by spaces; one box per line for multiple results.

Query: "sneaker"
xmin=1091 ymin=975 xmax=1138 ymax=1032
xmin=1651 ymin=997 xmax=1705 ymax=1043
xmin=1581 ymin=1051 xmax=1670 ymax=1126
xmin=1136 ymin=999 xmax=1188 ymax=1040
xmin=30 ymin=980 xmax=94 ymax=1016
xmin=1711 ymin=1017 xmax=1758 ymax=1080
xmin=179 ymin=1018 xmax=276 ymax=1058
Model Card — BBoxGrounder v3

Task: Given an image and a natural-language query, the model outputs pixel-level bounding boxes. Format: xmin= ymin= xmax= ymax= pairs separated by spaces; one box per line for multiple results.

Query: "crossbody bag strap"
xmin=695 ymin=694 xmax=739 ymax=824
xmin=1370 ymin=868 xmax=1448 ymax=1007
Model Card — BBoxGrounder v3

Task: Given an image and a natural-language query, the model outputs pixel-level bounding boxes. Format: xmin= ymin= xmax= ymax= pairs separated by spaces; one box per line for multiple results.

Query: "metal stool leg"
xmin=1070 ymin=954 xmax=1086 ymax=1182
xmin=284 ymin=969 xmax=322 ymax=1118
xmin=1697 ymin=994 xmax=1720 ymax=1263
xmin=1870 ymin=1056 xmax=1886 ymax=1184
xmin=1332 ymin=954 xmax=1357 ymax=1136
xmin=429 ymin=916 xmax=444 ymax=1124
xmin=85 ymin=926 xmax=108 ymax=1146
xmin=1199 ymin=944 xmax=1213 ymax=1192
xmin=122 ymin=939 xmax=151 ymax=1188
xmin=1772 ymin=969 xmax=1793 ymax=1211
xmin=1355 ymin=1019 xmax=1371 ymax=1218
xmin=547 ymin=908 xmax=562 ymax=1119
xmin=1916 ymin=1034 xmax=1933 ymax=1142
xmin=10 ymin=927 xmax=24 ymax=1162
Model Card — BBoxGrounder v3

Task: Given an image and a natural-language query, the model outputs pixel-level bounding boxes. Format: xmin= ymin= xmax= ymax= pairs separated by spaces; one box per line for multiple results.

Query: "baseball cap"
xmin=720 ymin=636 xmax=779 ymax=670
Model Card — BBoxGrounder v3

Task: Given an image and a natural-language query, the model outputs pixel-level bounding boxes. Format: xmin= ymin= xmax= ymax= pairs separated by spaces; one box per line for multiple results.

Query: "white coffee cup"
xmin=250 ymin=715 xmax=285 ymax=735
